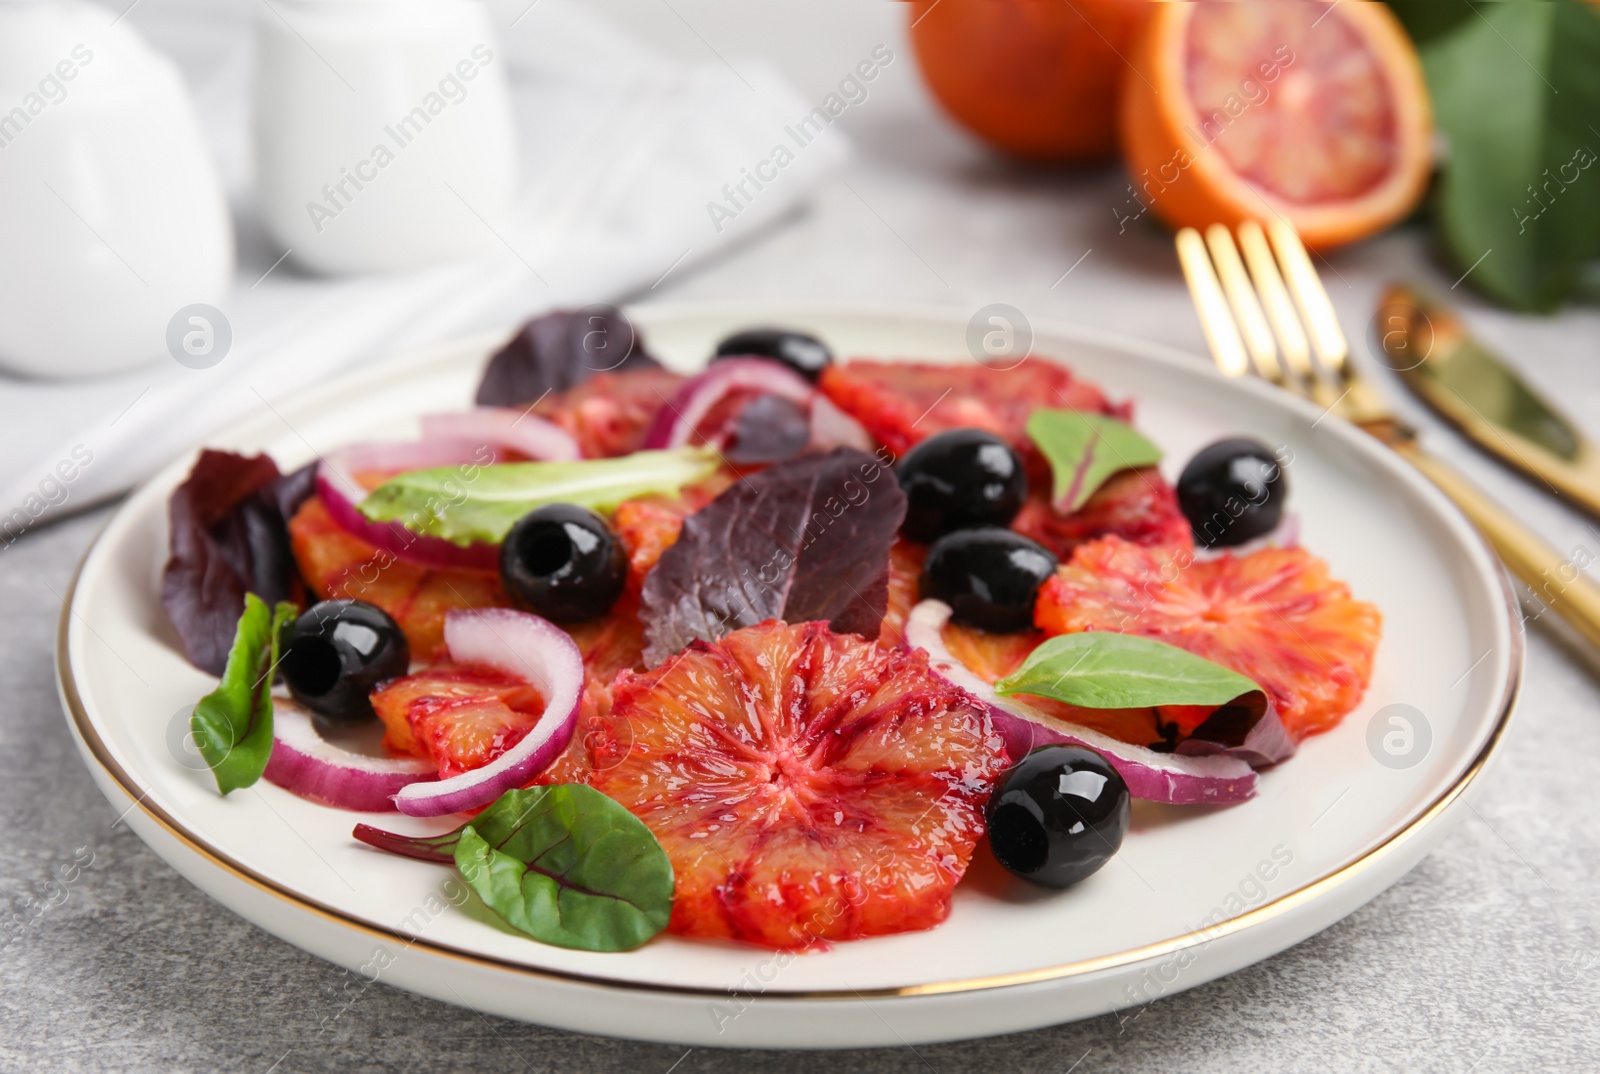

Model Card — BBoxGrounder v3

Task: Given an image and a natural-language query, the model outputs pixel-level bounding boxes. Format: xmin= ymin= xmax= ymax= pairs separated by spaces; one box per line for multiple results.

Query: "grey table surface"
xmin=5 ymin=3 xmax=1600 ymax=1071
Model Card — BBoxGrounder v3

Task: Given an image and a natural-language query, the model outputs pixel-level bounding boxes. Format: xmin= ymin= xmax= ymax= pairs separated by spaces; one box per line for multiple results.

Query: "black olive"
xmin=986 ymin=745 xmax=1130 ymax=889
xmin=281 ymin=600 xmax=409 ymax=725
xmin=713 ymin=327 xmax=833 ymax=382
xmin=500 ymin=504 xmax=627 ymax=623
xmin=895 ymin=429 xmax=1027 ymax=541
xmin=920 ymin=527 xmax=1057 ymax=633
xmin=1177 ymin=437 xmax=1288 ymax=548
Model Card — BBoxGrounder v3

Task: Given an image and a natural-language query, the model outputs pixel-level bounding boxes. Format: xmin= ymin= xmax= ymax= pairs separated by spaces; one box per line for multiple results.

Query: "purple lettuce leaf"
xmin=640 ymin=447 xmax=906 ymax=663
xmin=161 ymin=450 xmax=309 ymax=675
xmin=475 ymin=307 xmax=662 ymax=407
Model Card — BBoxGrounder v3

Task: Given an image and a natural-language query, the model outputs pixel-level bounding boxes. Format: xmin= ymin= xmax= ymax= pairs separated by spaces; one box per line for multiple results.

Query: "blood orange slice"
xmin=580 ymin=620 xmax=1006 ymax=949
xmin=1120 ymin=0 xmax=1432 ymax=249
xmin=1036 ymin=536 xmax=1381 ymax=740
xmin=817 ymin=359 xmax=1125 ymax=458
xmin=289 ymin=495 xmax=505 ymax=661
xmin=1011 ymin=467 xmax=1193 ymax=562
xmin=877 ymin=537 xmax=927 ymax=650
xmin=371 ymin=665 xmax=545 ymax=777
xmin=534 ymin=368 xmax=685 ymax=459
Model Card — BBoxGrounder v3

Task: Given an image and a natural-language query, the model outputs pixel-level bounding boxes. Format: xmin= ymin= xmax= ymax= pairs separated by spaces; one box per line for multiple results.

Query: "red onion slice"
xmin=904 ymin=600 xmax=1258 ymax=805
xmin=808 ymin=393 xmax=875 ymax=452
xmin=420 ymin=409 xmax=580 ymax=462
xmin=392 ymin=608 xmax=583 ymax=817
xmin=264 ymin=699 xmax=436 ymax=812
xmin=316 ymin=439 xmax=503 ymax=571
xmin=642 ymin=358 xmax=815 ymax=451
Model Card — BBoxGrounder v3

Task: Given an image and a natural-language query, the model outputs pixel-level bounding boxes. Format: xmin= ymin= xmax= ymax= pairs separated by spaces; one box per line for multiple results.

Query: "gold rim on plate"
xmin=56 ymin=535 xmax=1522 ymax=1002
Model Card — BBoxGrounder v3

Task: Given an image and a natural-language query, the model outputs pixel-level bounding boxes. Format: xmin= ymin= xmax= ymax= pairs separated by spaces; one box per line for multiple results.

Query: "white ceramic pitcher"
xmin=0 ymin=0 xmax=234 ymax=378
xmin=253 ymin=0 xmax=519 ymax=276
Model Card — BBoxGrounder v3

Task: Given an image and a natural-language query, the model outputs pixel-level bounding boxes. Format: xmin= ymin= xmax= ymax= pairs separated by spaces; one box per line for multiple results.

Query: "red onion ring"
xmin=904 ymin=600 xmax=1258 ymax=805
xmin=808 ymin=393 xmax=875 ymax=452
xmin=315 ymin=438 xmax=503 ymax=571
xmin=392 ymin=608 xmax=583 ymax=817
xmin=420 ymin=409 xmax=580 ymax=462
xmin=264 ymin=699 xmax=436 ymax=812
xmin=642 ymin=358 xmax=815 ymax=451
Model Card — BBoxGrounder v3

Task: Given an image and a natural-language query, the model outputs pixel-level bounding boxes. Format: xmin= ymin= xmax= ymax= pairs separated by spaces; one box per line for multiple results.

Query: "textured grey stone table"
xmin=5 ymin=3 xmax=1600 ymax=1071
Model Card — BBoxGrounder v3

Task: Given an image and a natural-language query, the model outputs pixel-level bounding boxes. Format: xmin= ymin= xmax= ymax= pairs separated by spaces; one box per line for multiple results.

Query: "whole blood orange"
xmin=582 ymin=620 xmax=1007 ymax=949
xmin=1119 ymin=0 xmax=1432 ymax=249
xmin=1036 ymin=536 xmax=1381 ymax=740
xmin=909 ymin=0 xmax=1152 ymax=161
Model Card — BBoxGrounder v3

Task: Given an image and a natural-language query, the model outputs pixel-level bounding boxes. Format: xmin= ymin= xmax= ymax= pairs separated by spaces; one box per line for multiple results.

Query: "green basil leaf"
xmin=996 ymin=632 xmax=1265 ymax=718
xmin=191 ymin=595 xmax=297 ymax=795
xmin=358 ymin=447 xmax=721 ymax=546
xmin=1422 ymin=0 xmax=1600 ymax=311
xmin=453 ymin=785 xmax=673 ymax=953
xmin=1027 ymin=410 xmax=1163 ymax=514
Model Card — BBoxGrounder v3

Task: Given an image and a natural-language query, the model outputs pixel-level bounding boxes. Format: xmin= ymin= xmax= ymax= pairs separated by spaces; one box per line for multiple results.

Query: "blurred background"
xmin=4 ymin=2 xmax=1600 ymax=1069
xmin=4 ymin=0 xmax=1596 ymax=538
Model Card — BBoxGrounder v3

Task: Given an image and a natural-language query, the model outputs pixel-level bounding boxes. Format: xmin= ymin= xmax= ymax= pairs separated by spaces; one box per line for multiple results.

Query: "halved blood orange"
xmin=817 ymin=359 xmax=1126 ymax=459
xmin=580 ymin=620 xmax=1006 ymax=949
xmin=1120 ymin=0 xmax=1433 ymax=249
xmin=1011 ymin=467 xmax=1193 ymax=562
xmin=1036 ymin=536 xmax=1381 ymax=740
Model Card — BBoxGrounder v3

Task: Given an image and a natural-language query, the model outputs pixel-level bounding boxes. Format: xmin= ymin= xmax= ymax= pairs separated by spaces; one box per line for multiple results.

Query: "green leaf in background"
xmin=996 ymin=632 xmax=1266 ymax=718
xmin=191 ymin=595 xmax=297 ymax=795
xmin=359 ymin=447 xmax=721 ymax=546
xmin=1419 ymin=0 xmax=1600 ymax=311
xmin=1386 ymin=0 xmax=1474 ymax=46
xmin=1026 ymin=410 xmax=1162 ymax=514
xmin=454 ymin=785 xmax=674 ymax=953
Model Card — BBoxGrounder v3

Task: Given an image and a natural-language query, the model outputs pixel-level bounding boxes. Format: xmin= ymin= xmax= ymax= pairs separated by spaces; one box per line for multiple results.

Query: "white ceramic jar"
xmin=0 ymin=0 xmax=235 ymax=379
xmin=253 ymin=0 xmax=518 ymax=276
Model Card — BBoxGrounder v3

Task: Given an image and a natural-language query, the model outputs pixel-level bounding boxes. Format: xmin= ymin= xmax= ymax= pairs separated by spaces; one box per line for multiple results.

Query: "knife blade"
xmin=1374 ymin=284 xmax=1600 ymax=520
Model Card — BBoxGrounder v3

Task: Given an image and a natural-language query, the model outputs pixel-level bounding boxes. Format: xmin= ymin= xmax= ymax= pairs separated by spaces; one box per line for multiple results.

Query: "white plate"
xmin=58 ymin=302 xmax=1520 ymax=1048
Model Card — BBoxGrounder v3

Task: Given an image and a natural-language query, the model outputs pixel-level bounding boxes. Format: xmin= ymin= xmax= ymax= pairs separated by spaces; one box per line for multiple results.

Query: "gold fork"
xmin=1177 ymin=220 xmax=1600 ymax=653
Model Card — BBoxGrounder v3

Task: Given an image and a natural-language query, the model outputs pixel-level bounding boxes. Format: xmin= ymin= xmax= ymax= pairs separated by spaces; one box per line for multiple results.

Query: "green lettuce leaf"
xmin=1420 ymin=0 xmax=1600 ymax=311
xmin=1026 ymin=410 xmax=1163 ymax=514
xmin=358 ymin=447 xmax=721 ymax=546
xmin=996 ymin=632 xmax=1265 ymax=718
xmin=453 ymin=785 xmax=673 ymax=953
xmin=191 ymin=594 xmax=297 ymax=795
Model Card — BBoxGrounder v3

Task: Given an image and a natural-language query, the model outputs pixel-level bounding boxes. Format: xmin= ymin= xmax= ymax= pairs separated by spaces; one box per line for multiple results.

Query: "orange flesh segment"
xmin=1185 ymin=1 xmax=1397 ymax=203
xmin=582 ymin=620 xmax=1006 ymax=949
xmin=1036 ymin=536 xmax=1381 ymax=740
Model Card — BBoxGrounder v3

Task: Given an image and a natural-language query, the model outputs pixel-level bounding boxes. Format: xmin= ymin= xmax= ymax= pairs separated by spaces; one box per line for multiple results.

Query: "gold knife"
xmin=1375 ymin=285 xmax=1600 ymax=519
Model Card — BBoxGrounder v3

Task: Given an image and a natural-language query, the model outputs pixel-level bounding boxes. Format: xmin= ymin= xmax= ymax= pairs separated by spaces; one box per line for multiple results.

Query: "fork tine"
xmin=1175 ymin=227 xmax=1250 ymax=379
xmin=1266 ymin=219 xmax=1349 ymax=379
xmin=1236 ymin=220 xmax=1314 ymax=388
xmin=1203 ymin=224 xmax=1282 ymax=383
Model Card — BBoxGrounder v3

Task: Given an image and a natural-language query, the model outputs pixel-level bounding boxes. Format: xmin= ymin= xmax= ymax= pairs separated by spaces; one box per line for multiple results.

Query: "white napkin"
xmin=0 ymin=0 xmax=849 ymax=537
